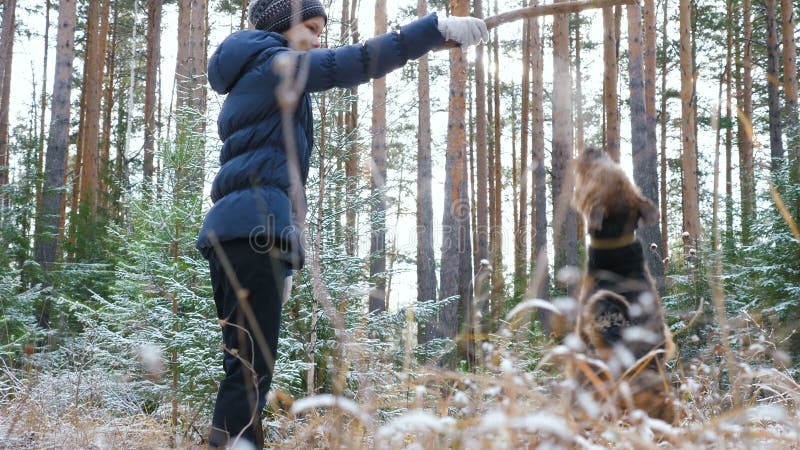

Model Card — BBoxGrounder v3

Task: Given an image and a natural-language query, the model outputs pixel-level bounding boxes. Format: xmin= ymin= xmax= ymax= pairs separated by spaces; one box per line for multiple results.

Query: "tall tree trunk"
xmin=344 ymin=0 xmax=359 ymax=257
xmin=176 ymin=0 xmax=192 ymax=110
xmin=679 ymin=0 xmax=700 ymax=243
xmin=96 ymin=0 xmax=112 ymax=210
xmin=739 ymin=0 xmax=755 ymax=245
xmin=189 ymin=0 xmax=208 ymax=195
xmin=659 ymin=0 xmax=669 ymax=261
xmin=512 ymin=86 xmax=518 ymax=257
xmin=0 ymin=0 xmax=17 ymax=199
xmin=439 ymin=0 xmax=474 ymax=364
xmin=369 ymin=0 xmax=387 ymax=313
xmin=712 ymin=74 xmax=724 ymax=252
xmin=765 ymin=0 xmax=784 ymax=171
xmin=121 ymin=0 xmax=139 ymax=211
xmin=33 ymin=0 xmax=77 ymax=323
xmin=190 ymin=0 xmax=208 ymax=114
xmin=725 ymin=0 xmax=734 ymax=248
xmin=574 ymin=16 xmax=585 ymax=249
xmin=78 ymin=0 xmax=106 ymax=215
xmin=35 ymin=0 xmax=52 ymax=227
xmin=643 ymin=0 xmax=663 ymax=272
xmin=144 ymin=0 xmax=163 ymax=185
xmin=552 ymin=0 xmax=578 ymax=284
xmin=516 ymin=9 xmax=530 ymax=301
xmin=416 ymin=0 xmax=437 ymax=342
xmin=531 ymin=0 xmax=550 ymax=330
xmin=628 ymin=4 xmax=664 ymax=294
xmin=574 ymin=19 xmax=584 ymax=152
xmin=102 ymin=7 xmax=119 ymax=214
xmin=473 ymin=0 xmax=490 ymax=333
xmin=490 ymin=6 xmax=504 ymax=327
xmin=780 ymin=0 xmax=798 ymax=165
xmin=603 ymin=6 xmax=620 ymax=161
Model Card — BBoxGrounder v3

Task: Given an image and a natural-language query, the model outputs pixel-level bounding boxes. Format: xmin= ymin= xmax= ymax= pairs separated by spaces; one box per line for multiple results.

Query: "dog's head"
xmin=572 ymin=147 xmax=659 ymax=239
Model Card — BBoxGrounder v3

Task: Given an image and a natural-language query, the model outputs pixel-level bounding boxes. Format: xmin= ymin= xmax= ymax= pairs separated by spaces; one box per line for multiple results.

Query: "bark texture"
xmin=369 ymin=0 xmax=388 ymax=313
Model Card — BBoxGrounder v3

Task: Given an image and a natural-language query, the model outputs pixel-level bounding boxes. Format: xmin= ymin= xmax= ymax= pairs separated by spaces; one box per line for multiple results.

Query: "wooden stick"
xmin=442 ymin=0 xmax=639 ymax=49
xmin=485 ymin=0 xmax=638 ymax=29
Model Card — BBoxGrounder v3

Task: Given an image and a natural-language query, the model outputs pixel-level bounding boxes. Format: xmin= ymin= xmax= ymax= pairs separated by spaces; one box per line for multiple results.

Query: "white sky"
xmin=7 ymin=0 xmax=775 ymax=310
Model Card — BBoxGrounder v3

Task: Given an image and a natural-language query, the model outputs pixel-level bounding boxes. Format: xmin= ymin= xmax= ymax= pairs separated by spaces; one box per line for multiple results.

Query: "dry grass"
xmin=2 ymin=313 xmax=798 ymax=449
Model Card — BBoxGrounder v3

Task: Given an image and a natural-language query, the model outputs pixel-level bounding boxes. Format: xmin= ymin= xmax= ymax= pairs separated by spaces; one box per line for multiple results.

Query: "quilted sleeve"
xmin=288 ymin=13 xmax=446 ymax=93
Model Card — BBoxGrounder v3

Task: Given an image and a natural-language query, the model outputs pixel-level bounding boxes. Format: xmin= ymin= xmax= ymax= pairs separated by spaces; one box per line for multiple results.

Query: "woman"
xmin=197 ymin=0 xmax=487 ymax=446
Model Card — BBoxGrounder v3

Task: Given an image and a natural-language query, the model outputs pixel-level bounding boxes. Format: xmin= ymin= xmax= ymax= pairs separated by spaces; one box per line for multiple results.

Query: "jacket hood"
xmin=207 ymin=30 xmax=288 ymax=94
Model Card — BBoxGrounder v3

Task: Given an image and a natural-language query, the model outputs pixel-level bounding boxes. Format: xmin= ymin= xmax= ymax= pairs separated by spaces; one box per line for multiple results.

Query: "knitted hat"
xmin=248 ymin=0 xmax=328 ymax=33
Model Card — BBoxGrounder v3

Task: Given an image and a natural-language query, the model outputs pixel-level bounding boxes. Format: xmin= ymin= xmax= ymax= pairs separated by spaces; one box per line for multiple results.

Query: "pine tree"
xmin=416 ymin=0 xmax=438 ymax=343
xmin=765 ymin=0 xmax=784 ymax=171
xmin=33 ymin=0 xmax=78 ymax=324
xmin=629 ymin=3 xmax=664 ymax=293
xmin=552 ymin=0 xmax=577 ymax=286
xmin=780 ymin=0 xmax=798 ymax=165
xmin=438 ymin=0 xmax=474 ymax=364
xmin=0 ymin=0 xmax=17 ymax=201
xmin=473 ymin=0 xmax=490 ymax=329
xmin=603 ymin=5 xmax=620 ymax=161
xmin=739 ymin=0 xmax=755 ymax=245
xmin=531 ymin=0 xmax=550 ymax=330
xmin=143 ymin=0 xmax=163 ymax=185
xmin=679 ymin=0 xmax=700 ymax=243
xmin=515 ymin=4 xmax=530 ymax=302
xmin=369 ymin=0 xmax=388 ymax=314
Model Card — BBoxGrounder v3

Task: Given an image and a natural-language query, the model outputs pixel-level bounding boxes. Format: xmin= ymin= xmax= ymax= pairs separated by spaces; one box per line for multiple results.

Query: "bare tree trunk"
xmin=603 ymin=6 xmax=620 ymax=161
xmin=144 ymin=0 xmax=163 ymax=185
xmin=490 ymin=3 xmax=504 ymax=326
xmin=176 ymin=0 xmax=192 ymax=110
xmin=33 ymin=0 xmax=77 ymax=322
xmin=35 ymin=0 xmax=52 ymax=226
xmin=0 ymin=0 xmax=17 ymax=199
xmin=659 ymin=0 xmax=669 ymax=260
xmin=552 ymin=0 xmax=578 ymax=282
xmin=439 ymin=0 xmax=474 ymax=364
xmin=679 ymin=0 xmax=700 ymax=243
xmin=574 ymin=18 xmax=584 ymax=152
xmin=643 ymin=0 xmax=662 ymax=272
xmin=765 ymin=0 xmax=784 ymax=171
xmin=531 ymin=0 xmax=550 ymax=330
xmin=416 ymin=0 xmax=437 ymax=343
xmin=780 ymin=0 xmax=798 ymax=165
xmin=739 ymin=0 xmax=755 ymax=245
xmin=369 ymin=0 xmax=387 ymax=313
xmin=97 ymin=0 xmax=113 ymax=211
xmin=78 ymin=0 xmax=107 ymax=215
xmin=712 ymin=74 xmax=723 ymax=252
xmin=344 ymin=0 xmax=359 ymax=257
xmin=240 ymin=0 xmax=249 ymax=30
xmin=725 ymin=0 xmax=734 ymax=248
xmin=189 ymin=0 xmax=208 ymax=194
xmin=574 ymin=16 xmax=585 ymax=249
xmin=512 ymin=87 xmax=518 ymax=250
xmin=516 ymin=7 xmax=530 ymax=301
xmin=628 ymin=4 xmax=664 ymax=294
xmin=473 ymin=0 xmax=490 ymax=334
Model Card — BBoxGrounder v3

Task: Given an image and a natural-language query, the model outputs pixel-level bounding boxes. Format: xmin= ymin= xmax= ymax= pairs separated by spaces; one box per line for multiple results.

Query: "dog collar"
xmin=590 ymin=233 xmax=636 ymax=250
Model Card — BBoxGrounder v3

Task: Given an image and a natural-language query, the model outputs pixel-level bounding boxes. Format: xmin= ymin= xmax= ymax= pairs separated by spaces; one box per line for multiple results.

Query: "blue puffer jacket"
xmin=197 ymin=13 xmax=446 ymax=269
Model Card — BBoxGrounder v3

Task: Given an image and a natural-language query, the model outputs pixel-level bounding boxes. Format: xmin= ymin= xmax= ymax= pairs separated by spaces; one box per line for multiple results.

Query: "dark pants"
xmin=207 ymin=238 xmax=289 ymax=449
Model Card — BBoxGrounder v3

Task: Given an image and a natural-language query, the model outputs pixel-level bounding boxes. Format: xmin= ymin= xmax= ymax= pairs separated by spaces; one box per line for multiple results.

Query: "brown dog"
xmin=571 ymin=147 xmax=676 ymax=423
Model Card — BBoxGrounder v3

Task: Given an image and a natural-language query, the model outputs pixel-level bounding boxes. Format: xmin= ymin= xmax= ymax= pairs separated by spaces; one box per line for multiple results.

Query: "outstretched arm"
xmin=287 ymin=13 xmax=446 ymax=93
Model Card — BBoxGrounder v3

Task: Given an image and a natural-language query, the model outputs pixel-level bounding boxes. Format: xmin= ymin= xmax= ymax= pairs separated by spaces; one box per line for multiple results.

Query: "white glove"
xmin=437 ymin=16 xmax=489 ymax=47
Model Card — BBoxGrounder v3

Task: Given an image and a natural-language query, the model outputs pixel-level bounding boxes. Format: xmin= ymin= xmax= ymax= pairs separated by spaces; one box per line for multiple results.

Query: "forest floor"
xmin=2 ymin=328 xmax=799 ymax=450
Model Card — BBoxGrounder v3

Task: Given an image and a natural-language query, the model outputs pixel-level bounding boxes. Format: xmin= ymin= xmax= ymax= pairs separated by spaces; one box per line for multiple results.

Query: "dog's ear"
xmin=588 ymin=204 xmax=605 ymax=230
xmin=637 ymin=197 xmax=659 ymax=227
